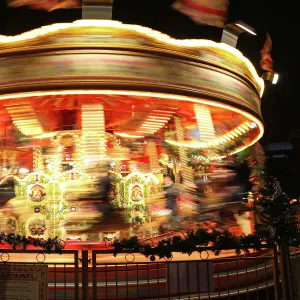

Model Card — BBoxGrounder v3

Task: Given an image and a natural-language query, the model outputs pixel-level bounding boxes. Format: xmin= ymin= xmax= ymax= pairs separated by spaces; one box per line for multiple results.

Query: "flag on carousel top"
xmin=172 ymin=0 xmax=229 ymax=28
xmin=8 ymin=0 xmax=81 ymax=11
xmin=260 ymin=32 xmax=274 ymax=72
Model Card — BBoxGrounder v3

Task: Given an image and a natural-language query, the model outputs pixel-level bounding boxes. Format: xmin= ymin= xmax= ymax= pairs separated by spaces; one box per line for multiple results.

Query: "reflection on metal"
xmin=262 ymin=72 xmax=280 ymax=84
xmin=82 ymin=0 xmax=113 ymax=20
xmin=221 ymin=21 xmax=256 ymax=48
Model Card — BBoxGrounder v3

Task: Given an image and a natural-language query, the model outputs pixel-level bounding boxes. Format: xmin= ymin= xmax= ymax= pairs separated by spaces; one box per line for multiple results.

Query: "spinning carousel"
xmin=0 ymin=20 xmax=263 ymax=243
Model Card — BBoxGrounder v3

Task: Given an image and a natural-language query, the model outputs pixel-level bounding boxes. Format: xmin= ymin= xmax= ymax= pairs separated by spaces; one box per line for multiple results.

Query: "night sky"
xmin=0 ymin=0 xmax=290 ymax=144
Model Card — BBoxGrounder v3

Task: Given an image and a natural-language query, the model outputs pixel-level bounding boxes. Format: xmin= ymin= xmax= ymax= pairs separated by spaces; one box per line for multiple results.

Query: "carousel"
xmin=0 ymin=20 xmax=263 ymax=244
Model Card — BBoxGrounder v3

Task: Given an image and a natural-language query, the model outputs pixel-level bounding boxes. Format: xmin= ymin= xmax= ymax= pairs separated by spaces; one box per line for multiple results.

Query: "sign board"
xmin=168 ymin=261 xmax=214 ymax=294
xmin=0 ymin=264 xmax=48 ymax=300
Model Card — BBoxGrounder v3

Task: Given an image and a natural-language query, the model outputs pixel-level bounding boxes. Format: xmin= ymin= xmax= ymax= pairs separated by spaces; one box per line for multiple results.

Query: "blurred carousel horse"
xmin=63 ymin=179 xmax=129 ymax=234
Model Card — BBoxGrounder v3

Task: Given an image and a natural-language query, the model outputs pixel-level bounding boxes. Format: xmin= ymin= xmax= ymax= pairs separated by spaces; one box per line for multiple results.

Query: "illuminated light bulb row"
xmin=73 ymin=134 xmax=83 ymax=170
xmin=138 ymin=111 xmax=174 ymax=134
xmin=50 ymin=141 xmax=63 ymax=173
xmin=81 ymin=104 xmax=106 ymax=166
xmin=114 ymin=132 xmax=144 ymax=139
xmin=194 ymin=104 xmax=215 ymax=142
xmin=33 ymin=148 xmax=44 ymax=172
xmin=0 ymin=20 xmax=264 ymax=96
xmin=5 ymin=104 xmax=44 ymax=136
xmin=175 ymin=117 xmax=194 ymax=185
xmin=191 ymin=155 xmax=226 ymax=162
xmin=165 ymin=121 xmax=257 ymax=149
xmin=146 ymin=141 xmax=160 ymax=172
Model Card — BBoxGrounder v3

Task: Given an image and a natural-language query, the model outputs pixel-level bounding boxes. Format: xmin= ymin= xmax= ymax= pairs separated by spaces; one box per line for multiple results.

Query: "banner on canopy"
xmin=172 ymin=0 xmax=229 ymax=28
xmin=8 ymin=0 xmax=81 ymax=11
xmin=260 ymin=32 xmax=274 ymax=72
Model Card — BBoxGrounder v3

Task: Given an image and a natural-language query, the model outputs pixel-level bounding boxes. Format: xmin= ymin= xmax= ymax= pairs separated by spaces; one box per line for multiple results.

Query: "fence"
xmin=0 ymin=249 xmax=79 ymax=300
xmin=91 ymin=250 xmax=279 ymax=300
xmin=0 ymin=246 xmax=284 ymax=300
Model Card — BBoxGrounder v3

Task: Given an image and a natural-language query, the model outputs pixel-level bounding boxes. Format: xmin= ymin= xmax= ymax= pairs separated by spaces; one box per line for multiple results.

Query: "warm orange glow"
xmin=0 ymin=89 xmax=264 ymax=154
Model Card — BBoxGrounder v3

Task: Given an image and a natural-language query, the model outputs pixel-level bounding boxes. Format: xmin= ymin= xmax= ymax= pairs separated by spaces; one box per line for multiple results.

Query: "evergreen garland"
xmin=0 ymin=233 xmax=65 ymax=253
xmin=112 ymin=228 xmax=263 ymax=260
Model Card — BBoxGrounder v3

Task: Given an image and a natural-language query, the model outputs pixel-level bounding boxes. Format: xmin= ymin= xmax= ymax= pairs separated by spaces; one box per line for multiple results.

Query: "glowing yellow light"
xmin=81 ymin=104 xmax=106 ymax=166
xmin=114 ymin=132 xmax=144 ymax=139
xmin=145 ymin=120 xmax=167 ymax=124
xmin=5 ymin=103 xmax=44 ymax=136
xmin=34 ymin=132 xmax=58 ymax=139
xmin=136 ymin=130 xmax=154 ymax=134
xmin=141 ymin=125 xmax=161 ymax=129
xmin=235 ymin=128 xmax=242 ymax=135
xmin=148 ymin=116 xmax=170 ymax=120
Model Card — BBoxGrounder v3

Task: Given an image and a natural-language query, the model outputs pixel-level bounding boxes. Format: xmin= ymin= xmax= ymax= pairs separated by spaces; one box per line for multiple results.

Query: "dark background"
xmin=0 ymin=0 xmax=293 ymax=194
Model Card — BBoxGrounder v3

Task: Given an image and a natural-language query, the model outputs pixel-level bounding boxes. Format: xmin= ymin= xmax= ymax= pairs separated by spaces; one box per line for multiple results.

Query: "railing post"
xmin=272 ymin=245 xmax=281 ymax=300
xmin=74 ymin=251 xmax=80 ymax=300
xmin=278 ymin=243 xmax=294 ymax=300
xmin=82 ymin=250 xmax=89 ymax=300
xmin=92 ymin=250 xmax=97 ymax=300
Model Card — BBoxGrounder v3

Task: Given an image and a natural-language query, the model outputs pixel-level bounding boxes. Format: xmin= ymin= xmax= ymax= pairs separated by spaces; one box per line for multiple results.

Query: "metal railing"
xmin=0 ymin=249 xmax=79 ymax=300
xmin=91 ymin=247 xmax=280 ymax=300
xmin=0 ymin=246 xmax=283 ymax=300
